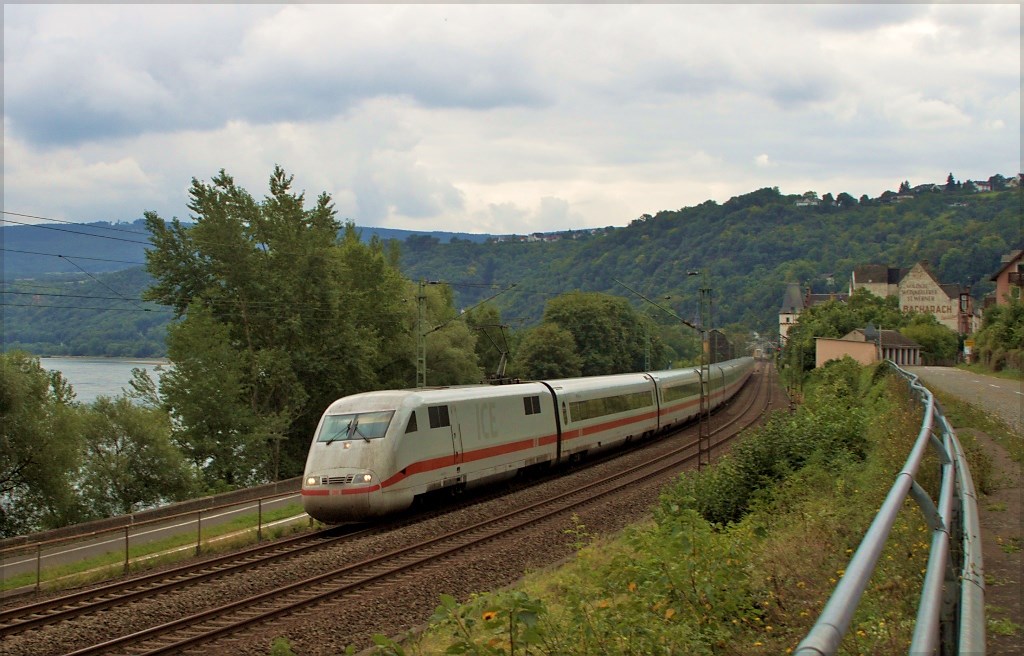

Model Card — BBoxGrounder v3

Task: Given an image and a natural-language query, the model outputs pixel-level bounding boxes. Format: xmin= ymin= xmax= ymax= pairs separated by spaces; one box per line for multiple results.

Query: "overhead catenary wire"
xmin=1 ymin=215 xmax=152 ymax=245
xmin=3 ymin=209 xmax=562 ymax=318
xmin=2 ymin=211 xmax=152 ymax=237
xmin=1 ymin=248 xmax=147 ymax=266
xmin=2 ymin=290 xmax=159 ymax=302
xmin=4 ymin=211 xmax=545 ymax=295
xmin=2 ymin=276 xmax=527 ymax=320
xmin=0 ymin=301 xmax=173 ymax=314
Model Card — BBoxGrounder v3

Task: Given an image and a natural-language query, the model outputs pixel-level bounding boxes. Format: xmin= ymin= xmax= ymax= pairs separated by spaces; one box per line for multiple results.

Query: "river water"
xmin=40 ymin=356 xmax=170 ymax=404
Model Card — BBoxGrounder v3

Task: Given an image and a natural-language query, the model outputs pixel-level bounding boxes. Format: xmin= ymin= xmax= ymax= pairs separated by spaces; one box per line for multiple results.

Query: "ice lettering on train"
xmin=477 ymin=401 xmax=498 ymax=439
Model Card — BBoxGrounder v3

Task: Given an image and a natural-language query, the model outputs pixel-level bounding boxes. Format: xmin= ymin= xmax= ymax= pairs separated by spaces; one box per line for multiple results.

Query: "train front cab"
xmin=301 ymin=391 xmax=414 ymax=522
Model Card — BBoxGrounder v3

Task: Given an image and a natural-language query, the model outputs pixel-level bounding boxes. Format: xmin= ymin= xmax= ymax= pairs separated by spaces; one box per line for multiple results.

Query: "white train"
xmin=301 ymin=357 xmax=755 ymax=522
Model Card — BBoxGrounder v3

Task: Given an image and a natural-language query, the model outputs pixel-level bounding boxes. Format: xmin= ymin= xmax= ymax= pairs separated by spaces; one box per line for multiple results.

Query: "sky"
xmin=3 ymin=3 xmax=1020 ymax=236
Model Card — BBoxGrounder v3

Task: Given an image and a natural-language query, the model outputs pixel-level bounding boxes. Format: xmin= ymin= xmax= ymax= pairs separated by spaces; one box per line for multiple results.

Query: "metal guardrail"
xmin=1 ymin=481 xmax=305 ymax=595
xmin=794 ymin=361 xmax=985 ymax=655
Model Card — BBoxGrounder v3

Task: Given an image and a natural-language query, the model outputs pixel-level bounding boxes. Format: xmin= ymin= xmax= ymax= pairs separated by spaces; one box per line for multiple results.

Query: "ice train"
xmin=301 ymin=356 xmax=754 ymax=522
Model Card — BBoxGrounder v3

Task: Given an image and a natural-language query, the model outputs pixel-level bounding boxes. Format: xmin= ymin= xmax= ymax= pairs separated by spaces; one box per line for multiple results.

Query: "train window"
xmin=569 ymin=391 xmax=653 ymax=422
xmin=428 ymin=405 xmax=450 ymax=429
xmin=316 ymin=411 xmax=394 ymax=442
xmin=523 ymin=395 xmax=542 ymax=415
xmin=406 ymin=411 xmax=418 ymax=433
xmin=663 ymin=382 xmax=701 ymax=402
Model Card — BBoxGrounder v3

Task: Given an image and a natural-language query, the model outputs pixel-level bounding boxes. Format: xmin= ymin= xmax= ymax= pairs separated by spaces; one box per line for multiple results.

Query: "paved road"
xmin=905 ymin=366 xmax=1022 ymax=656
xmin=904 ymin=366 xmax=1022 ymax=435
xmin=1 ymin=494 xmax=303 ymax=584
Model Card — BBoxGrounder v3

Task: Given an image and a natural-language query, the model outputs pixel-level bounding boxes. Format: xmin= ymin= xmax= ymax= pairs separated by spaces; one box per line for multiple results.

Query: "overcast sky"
xmin=3 ymin=3 xmax=1020 ymax=235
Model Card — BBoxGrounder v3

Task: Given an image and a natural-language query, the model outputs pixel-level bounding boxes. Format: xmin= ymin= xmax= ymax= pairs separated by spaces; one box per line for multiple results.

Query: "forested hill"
xmin=2 ymin=184 xmax=1019 ymax=356
xmin=402 ymin=185 xmax=1019 ymax=330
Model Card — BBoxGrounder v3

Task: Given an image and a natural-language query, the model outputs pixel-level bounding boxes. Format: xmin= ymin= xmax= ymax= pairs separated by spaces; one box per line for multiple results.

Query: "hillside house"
xmin=815 ymin=328 xmax=922 ymax=368
xmin=778 ymin=282 xmax=848 ymax=340
xmin=850 ymin=262 xmax=978 ymax=334
xmin=989 ymin=250 xmax=1023 ymax=306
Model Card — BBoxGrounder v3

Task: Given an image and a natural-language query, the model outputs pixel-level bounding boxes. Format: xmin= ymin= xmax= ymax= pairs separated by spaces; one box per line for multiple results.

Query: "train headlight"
xmin=361 ymin=473 xmax=373 ymax=483
xmin=306 ymin=476 xmax=318 ymax=486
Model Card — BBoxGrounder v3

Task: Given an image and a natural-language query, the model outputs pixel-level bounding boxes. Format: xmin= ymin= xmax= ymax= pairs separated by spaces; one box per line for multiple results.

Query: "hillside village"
xmin=499 ymin=172 xmax=1022 ymax=241
xmin=796 ymin=172 xmax=1020 ymax=207
xmin=780 ymin=249 xmax=1023 ymax=367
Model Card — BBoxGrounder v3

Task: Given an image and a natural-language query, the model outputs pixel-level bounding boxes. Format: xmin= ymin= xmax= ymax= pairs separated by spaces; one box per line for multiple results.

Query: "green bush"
xmin=666 ymin=359 xmax=869 ymax=526
xmin=268 ymin=637 xmax=298 ymax=656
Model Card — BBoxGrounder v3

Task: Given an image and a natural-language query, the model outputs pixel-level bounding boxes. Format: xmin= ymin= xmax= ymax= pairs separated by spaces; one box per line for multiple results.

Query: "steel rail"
xmin=0 ymin=527 xmax=365 ymax=636
xmin=794 ymin=362 xmax=984 ymax=656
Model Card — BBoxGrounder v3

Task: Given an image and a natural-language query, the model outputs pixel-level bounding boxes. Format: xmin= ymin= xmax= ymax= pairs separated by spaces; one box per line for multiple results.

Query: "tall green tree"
xmin=143 ymin=167 xmax=410 ymax=487
xmin=78 ymin=396 xmax=200 ymax=516
xmin=158 ymin=305 xmax=270 ymax=487
xmin=510 ymin=323 xmax=583 ymax=379
xmin=412 ymin=281 xmax=484 ymax=386
xmin=973 ymin=295 xmax=1024 ymax=371
xmin=898 ymin=317 xmax=959 ymax=364
xmin=425 ymin=322 xmax=484 ymax=385
xmin=541 ymin=292 xmax=662 ymax=376
xmin=0 ymin=352 xmax=83 ymax=537
xmin=464 ymin=303 xmax=507 ymax=379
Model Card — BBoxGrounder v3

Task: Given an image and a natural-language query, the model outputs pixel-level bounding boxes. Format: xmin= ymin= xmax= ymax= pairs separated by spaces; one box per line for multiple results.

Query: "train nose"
xmin=304 ymin=471 xmax=377 ymax=487
xmin=301 ymin=469 xmax=381 ymax=523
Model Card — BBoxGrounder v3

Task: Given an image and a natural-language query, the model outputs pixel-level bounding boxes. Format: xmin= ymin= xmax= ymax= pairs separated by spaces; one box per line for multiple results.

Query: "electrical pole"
xmin=416 ymin=279 xmax=516 ymax=388
xmin=689 ymin=270 xmax=712 ymax=472
xmin=416 ymin=280 xmax=428 ymax=388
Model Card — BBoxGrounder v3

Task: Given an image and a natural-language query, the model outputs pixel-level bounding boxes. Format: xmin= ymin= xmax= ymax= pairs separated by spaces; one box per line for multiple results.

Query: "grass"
xmin=996 ymin=535 xmax=1022 ymax=555
xmin=367 ymin=362 xmax=938 ymax=656
xmin=932 ymin=388 xmax=1022 ymax=466
xmin=2 ymin=503 xmax=313 ymax=594
xmin=957 ymin=362 xmax=1023 ymax=381
xmin=987 ymin=604 xmax=1022 ymax=637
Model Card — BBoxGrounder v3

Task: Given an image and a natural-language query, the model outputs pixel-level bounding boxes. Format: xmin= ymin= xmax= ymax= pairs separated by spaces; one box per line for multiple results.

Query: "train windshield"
xmin=317 ymin=411 xmax=395 ymax=443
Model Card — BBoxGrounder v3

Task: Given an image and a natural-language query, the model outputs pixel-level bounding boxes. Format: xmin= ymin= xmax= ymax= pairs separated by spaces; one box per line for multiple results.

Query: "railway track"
xmin=0 ymin=526 xmax=369 ymax=636
xmin=5 ymin=364 xmax=776 ymax=656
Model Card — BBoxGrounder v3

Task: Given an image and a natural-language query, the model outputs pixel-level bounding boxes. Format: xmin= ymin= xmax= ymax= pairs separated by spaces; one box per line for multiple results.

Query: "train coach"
xmin=302 ymin=356 xmax=754 ymax=522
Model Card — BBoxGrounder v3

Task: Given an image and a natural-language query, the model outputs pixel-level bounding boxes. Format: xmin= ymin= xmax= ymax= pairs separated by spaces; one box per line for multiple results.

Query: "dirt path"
xmin=907 ymin=367 xmax=1022 ymax=655
xmin=965 ymin=427 xmax=1022 ymax=656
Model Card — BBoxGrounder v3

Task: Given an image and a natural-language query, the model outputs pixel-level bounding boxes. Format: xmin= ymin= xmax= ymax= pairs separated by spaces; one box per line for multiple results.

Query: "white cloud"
xmin=884 ymin=94 xmax=973 ymax=131
xmin=2 ymin=4 xmax=1019 ymax=234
